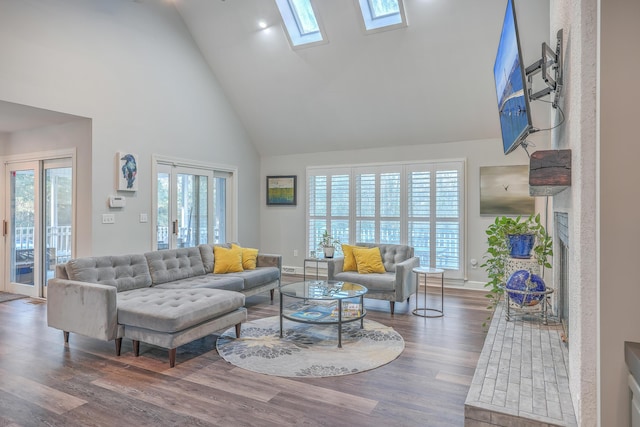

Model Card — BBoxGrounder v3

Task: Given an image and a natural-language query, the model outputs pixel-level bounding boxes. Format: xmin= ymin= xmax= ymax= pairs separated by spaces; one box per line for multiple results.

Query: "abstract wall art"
xmin=480 ymin=165 xmax=534 ymax=216
xmin=266 ymin=175 xmax=296 ymax=206
xmin=117 ymin=152 xmax=138 ymax=191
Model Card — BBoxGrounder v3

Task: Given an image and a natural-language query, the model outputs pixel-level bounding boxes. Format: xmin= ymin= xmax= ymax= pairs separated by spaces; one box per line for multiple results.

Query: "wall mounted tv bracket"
xmin=525 ymin=29 xmax=563 ymax=109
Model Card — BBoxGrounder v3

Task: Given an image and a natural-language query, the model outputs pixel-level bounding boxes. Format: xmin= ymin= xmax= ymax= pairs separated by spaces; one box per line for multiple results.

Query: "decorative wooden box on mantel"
xmin=529 ymin=149 xmax=571 ymax=196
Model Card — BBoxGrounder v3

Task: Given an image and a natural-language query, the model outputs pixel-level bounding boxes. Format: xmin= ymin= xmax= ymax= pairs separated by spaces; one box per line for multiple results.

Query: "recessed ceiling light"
xmin=258 ymin=20 xmax=268 ymax=29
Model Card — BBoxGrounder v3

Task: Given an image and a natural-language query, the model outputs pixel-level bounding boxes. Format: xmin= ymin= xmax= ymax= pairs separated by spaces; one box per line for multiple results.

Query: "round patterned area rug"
xmin=216 ymin=316 xmax=404 ymax=378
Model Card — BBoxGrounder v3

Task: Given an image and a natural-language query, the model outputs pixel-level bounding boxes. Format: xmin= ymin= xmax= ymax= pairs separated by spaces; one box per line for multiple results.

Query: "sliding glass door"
xmin=5 ymin=159 xmax=73 ymax=297
xmin=155 ymin=158 xmax=234 ymax=250
xmin=156 ymin=164 xmax=213 ymax=250
xmin=7 ymin=162 xmax=37 ymax=296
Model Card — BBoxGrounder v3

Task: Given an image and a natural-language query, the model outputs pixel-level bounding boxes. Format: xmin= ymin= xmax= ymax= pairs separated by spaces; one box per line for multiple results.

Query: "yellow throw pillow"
xmin=213 ymin=244 xmax=244 ymax=273
xmin=241 ymin=246 xmax=259 ymax=270
xmin=342 ymin=244 xmax=367 ymax=272
xmin=352 ymin=246 xmax=386 ymax=274
xmin=228 ymin=244 xmax=258 ymax=270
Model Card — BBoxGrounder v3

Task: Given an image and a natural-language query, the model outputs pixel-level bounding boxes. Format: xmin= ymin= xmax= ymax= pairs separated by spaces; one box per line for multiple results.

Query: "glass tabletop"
xmin=280 ymin=280 xmax=367 ymax=300
xmin=413 ymin=267 xmax=444 ymax=274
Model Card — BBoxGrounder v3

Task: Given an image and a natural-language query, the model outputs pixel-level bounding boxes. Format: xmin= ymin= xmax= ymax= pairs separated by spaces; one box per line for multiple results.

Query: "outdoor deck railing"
xmin=14 ymin=226 xmax=72 ymax=265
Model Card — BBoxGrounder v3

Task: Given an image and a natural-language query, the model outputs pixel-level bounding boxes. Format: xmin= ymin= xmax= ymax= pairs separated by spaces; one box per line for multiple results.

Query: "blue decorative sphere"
xmin=506 ymin=269 xmax=546 ymax=306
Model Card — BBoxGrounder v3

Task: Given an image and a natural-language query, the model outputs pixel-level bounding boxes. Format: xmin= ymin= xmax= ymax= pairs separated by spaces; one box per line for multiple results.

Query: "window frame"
xmin=275 ymin=0 xmax=328 ymax=49
xmin=306 ymin=159 xmax=466 ymax=279
xmin=307 ymin=167 xmax=351 ymax=257
xmin=354 ymin=0 xmax=408 ymax=34
xmin=152 ymin=155 xmax=238 ymax=250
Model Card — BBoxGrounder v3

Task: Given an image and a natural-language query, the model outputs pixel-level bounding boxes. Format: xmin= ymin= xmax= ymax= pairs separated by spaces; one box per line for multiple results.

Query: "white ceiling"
xmin=175 ymin=0 xmax=550 ymax=156
xmin=0 ymin=100 xmax=84 ymax=134
xmin=0 ymin=0 xmax=550 ymax=156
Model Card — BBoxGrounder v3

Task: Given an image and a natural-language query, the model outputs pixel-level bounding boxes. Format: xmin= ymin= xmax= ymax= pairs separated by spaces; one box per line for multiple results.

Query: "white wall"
xmin=0 ymin=0 xmax=261 ymax=255
xmin=598 ymin=0 xmax=640 ymax=425
xmin=549 ymin=1 xmax=599 ymax=425
xmin=549 ymin=0 xmax=640 ymax=425
xmin=260 ymin=135 xmax=550 ymax=286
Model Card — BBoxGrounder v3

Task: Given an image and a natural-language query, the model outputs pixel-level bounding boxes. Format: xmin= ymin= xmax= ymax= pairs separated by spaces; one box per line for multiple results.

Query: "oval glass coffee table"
xmin=279 ymin=280 xmax=367 ymax=348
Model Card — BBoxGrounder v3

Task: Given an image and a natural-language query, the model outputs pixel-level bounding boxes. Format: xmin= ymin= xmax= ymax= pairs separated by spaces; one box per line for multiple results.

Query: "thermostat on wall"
xmin=109 ymin=195 xmax=126 ymax=208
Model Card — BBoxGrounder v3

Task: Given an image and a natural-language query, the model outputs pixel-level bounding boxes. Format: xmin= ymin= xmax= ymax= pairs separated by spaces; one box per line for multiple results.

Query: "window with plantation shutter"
xmin=356 ymin=173 xmax=376 ymax=243
xmin=435 ymin=170 xmax=461 ymax=270
xmin=406 ymin=163 xmax=463 ymax=272
xmin=380 ymin=172 xmax=401 ymax=243
xmin=307 ymin=169 xmax=350 ymax=256
xmin=307 ymin=160 xmax=464 ymax=278
xmin=408 ymin=170 xmax=431 ymax=267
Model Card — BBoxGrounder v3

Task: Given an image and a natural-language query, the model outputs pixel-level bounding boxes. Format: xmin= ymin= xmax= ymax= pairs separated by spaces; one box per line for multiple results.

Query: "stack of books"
xmin=330 ymin=303 xmax=361 ymax=318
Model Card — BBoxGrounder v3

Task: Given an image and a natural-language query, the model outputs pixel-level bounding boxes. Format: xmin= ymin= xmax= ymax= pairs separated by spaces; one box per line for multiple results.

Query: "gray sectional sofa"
xmin=326 ymin=243 xmax=419 ymax=314
xmin=47 ymin=244 xmax=281 ymax=367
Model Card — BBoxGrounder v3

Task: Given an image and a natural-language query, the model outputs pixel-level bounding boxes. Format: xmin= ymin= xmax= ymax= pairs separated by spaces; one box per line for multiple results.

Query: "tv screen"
xmin=494 ymin=0 xmax=533 ymax=155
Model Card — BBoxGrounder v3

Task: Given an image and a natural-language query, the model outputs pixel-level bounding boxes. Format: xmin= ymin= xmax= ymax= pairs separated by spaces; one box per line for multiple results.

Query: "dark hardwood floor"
xmin=0 ymin=276 xmax=489 ymax=426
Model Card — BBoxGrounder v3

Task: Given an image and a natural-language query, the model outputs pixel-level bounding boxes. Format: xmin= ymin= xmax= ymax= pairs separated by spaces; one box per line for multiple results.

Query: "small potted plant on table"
xmin=318 ymin=230 xmax=341 ymax=259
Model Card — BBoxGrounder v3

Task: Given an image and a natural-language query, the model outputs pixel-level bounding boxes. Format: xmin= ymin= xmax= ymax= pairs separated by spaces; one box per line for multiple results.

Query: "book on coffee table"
xmin=290 ymin=304 xmax=334 ymax=320
xmin=330 ymin=303 xmax=361 ymax=318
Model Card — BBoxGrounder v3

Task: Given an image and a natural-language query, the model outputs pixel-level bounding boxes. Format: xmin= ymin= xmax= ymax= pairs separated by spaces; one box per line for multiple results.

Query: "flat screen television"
xmin=494 ymin=0 xmax=533 ymax=155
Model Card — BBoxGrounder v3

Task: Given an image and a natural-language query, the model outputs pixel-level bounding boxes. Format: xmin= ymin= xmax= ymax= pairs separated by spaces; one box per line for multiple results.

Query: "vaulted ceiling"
xmin=0 ymin=0 xmax=550 ymax=157
xmin=174 ymin=0 xmax=550 ymax=156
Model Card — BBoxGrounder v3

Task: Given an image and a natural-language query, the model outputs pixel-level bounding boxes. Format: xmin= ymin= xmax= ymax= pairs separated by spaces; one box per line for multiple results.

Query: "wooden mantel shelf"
xmin=529 ymin=150 xmax=571 ymax=196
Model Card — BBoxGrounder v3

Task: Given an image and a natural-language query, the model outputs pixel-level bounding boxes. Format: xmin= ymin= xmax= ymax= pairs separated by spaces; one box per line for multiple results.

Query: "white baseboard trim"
xmin=442 ymin=280 xmax=486 ymax=291
xmin=282 ymin=265 xmax=304 ymax=275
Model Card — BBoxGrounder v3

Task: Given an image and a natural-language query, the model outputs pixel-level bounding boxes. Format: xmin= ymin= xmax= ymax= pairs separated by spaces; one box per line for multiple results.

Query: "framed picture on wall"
xmin=266 ymin=175 xmax=297 ymax=206
xmin=117 ymin=152 xmax=138 ymax=191
xmin=480 ymin=165 xmax=534 ymax=216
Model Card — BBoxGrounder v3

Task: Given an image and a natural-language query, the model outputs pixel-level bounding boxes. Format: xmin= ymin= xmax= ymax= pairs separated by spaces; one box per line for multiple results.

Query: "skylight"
xmin=275 ymin=0 xmax=326 ymax=48
xmin=356 ymin=0 xmax=407 ymax=33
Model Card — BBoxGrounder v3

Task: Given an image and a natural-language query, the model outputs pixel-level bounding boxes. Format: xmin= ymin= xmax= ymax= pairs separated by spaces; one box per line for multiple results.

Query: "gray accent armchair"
xmin=326 ymin=243 xmax=420 ymax=314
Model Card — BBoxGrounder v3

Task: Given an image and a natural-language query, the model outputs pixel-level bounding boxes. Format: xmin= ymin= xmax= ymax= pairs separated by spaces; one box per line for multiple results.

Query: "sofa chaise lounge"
xmin=47 ymin=244 xmax=282 ymax=367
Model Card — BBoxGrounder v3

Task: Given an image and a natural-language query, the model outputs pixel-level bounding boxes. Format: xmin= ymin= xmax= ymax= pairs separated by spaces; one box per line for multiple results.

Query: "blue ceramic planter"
xmin=508 ymin=234 xmax=535 ymax=259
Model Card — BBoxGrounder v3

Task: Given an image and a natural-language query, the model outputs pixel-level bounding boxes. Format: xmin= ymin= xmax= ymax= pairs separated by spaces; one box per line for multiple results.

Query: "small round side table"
xmin=412 ymin=267 xmax=445 ymax=318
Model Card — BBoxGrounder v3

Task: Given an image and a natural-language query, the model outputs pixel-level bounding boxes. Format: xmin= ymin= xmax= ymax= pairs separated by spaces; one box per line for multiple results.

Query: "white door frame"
xmin=1 ymin=149 xmax=76 ymax=297
xmin=151 ymin=154 xmax=238 ymax=250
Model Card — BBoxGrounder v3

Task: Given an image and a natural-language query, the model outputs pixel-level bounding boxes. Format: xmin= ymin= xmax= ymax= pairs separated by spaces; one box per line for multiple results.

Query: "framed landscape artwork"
xmin=266 ymin=175 xmax=297 ymax=206
xmin=117 ymin=152 xmax=138 ymax=191
xmin=480 ymin=165 xmax=534 ymax=216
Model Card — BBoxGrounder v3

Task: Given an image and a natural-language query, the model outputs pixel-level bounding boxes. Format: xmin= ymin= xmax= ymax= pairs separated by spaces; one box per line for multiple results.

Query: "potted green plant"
xmin=317 ymin=230 xmax=341 ymax=258
xmin=481 ymin=214 xmax=553 ymax=326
